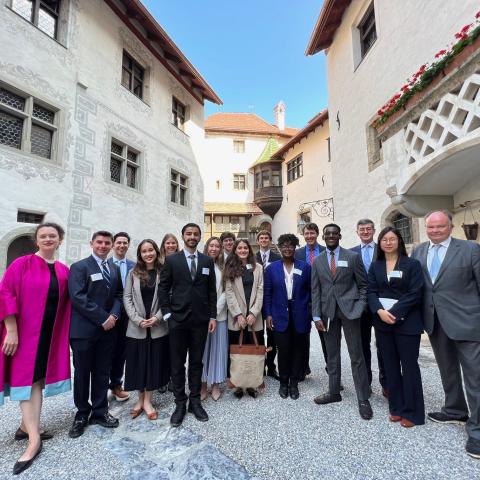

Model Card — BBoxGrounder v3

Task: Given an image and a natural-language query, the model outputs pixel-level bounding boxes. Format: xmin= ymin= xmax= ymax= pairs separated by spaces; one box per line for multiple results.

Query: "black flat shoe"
xmin=14 ymin=428 xmax=53 ymax=441
xmin=233 ymin=388 xmax=244 ymax=399
xmin=170 ymin=403 xmax=187 ymax=427
xmin=313 ymin=392 xmax=342 ymax=405
xmin=68 ymin=418 xmax=88 ymax=439
xmin=88 ymin=413 xmax=119 ymax=428
xmin=246 ymin=388 xmax=258 ymax=399
xmin=289 ymin=385 xmax=300 ymax=400
xmin=279 ymin=384 xmax=289 ymax=399
xmin=13 ymin=441 xmax=42 ymax=475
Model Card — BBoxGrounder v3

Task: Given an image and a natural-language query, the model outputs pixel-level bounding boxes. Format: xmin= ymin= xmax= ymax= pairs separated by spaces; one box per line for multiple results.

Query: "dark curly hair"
xmin=223 ymin=239 xmax=256 ymax=283
xmin=277 ymin=233 xmax=299 ymax=248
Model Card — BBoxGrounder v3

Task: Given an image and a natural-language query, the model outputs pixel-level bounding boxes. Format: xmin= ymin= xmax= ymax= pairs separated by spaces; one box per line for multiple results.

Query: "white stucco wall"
xmin=0 ymin=0 xmax=208 ymax=270
xmin=325 ymin=0 xmax=478 ymax=245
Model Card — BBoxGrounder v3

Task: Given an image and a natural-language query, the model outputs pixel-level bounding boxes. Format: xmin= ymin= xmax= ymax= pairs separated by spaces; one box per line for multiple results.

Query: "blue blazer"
xmin=263 ymin=259 xmax=312 ymax=334
xmin=367 ymin=255 xmax=424 ymax=335
xmin=69 ymin=255 xmax=123 ymax=339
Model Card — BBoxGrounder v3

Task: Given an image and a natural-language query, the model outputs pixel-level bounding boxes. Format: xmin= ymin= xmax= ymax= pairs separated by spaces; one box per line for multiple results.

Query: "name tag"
xmin=246 ymin=264 xmax=253 ymax=270
xmin=202 ymin=267 xmax=210 ymax=275
xmin=293 ymin=268 xmax=302 ymax=276
xmin=338 ymin=260 xmax=348 ymax=268
xmin=91 ymin=273 xmax=103 ymax=282
xmin=389 ymin=270 xmax=403 ymax=278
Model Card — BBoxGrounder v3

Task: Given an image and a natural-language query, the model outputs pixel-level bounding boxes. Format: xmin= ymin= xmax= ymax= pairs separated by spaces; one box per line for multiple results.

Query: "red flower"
xmin=377 ymin=109 xmax=384 ymax=116
xmin=401 ymin=84 xmax=410 ymax=92
xmin=434 ymin=49 xmax=447 ymax=58
xmin=476 ymin=11 xmax=480 ymax=19
xmin=393 ymin=94 xmax=401 ymax=100
xmin=461 ymin=24 xmax=471 ymax=33
xmin=455 ymin=32 xmax=468 ymax=40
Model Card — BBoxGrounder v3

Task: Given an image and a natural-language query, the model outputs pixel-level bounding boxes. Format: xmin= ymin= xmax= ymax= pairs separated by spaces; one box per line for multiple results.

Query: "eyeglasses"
xmin=279 ymin=245 xmax=295 ymax=250
xmin=380 ymin=238 xmax=398 ymax=244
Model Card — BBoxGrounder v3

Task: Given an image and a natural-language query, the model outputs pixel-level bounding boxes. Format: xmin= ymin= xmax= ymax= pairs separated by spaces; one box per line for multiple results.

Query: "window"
xmin=255 ymin=172 xmax=261 ymax=189
xmin=171 ymin=169 xmax=188 ymax=206
xmin=271 ymin=170 xmax=281 ymax=186
xmin=287 ymin=155 xmax=303 ymax=183
xmin=215 ymin=180 xmax=221 ymax=190
xmin=11 ymin=0 xmax=61 ymax=39
xmin=214 ymin=215 xmax=246 ymax=233
xmin=393 ymin=213 xmax=413 ymax=244
xmin=327 ymin=137 xmax=331 ymax=162
xmin=358 ymin=4 xmax=377 ymax=58
xmin=17 ymin=210 xmax=45 ymax=224
xmin=0 ymin=84 xmax=57 ymax=160
xmin=233 ymin=174 xmax=246 ymax=190
xmin=121 ymin=51 xmax=144 ymax=99
xmin=233 ymin=139 xmax=245 ymax=153
xmin=110 ymin=140 xmax=140 ymax=189
xmin=172 ymin=97 xmax=186 ymax=131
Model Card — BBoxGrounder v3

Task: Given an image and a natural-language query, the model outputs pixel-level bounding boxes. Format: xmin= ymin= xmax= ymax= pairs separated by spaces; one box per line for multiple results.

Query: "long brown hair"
xmin=132 ymin=239 xmax=162 ymax=285
xmin=203 ymin=236 xmax=224 ymax=269
xmin=159 ymin=233 xmax=179 ymax=265
xmin=223 ymin=239 xmax=256 ymax=283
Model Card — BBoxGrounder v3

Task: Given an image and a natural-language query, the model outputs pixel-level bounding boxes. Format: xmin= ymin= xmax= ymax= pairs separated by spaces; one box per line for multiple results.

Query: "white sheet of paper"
xmin=379 ymin=297 xmax=398 ymax=310
xmin=202 ymin=267 xmax=209 ymax=275
xmin=91 ymin=273 xmax=103 ymax=282
xmin=293 ymin=268 xmax=302 ymax=275
xmin=338 ymin=260 xmax=348 ymax=268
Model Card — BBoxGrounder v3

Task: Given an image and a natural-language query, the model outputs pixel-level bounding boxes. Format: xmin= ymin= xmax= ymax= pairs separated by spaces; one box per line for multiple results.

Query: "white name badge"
xmin=91 ymin=273 xmax=103 ymax=282
xmin=246 ymin=264 xmax=253 ymax=270
xmin=202 ymin=267 xmax=210 ymax=275
xmin=338 ymin=260 xmax=348 ymax=268
xmin=389 ymin=270 xmax=403 ymax=278
xmin=293 ymin=268 xmax=302 ymax=276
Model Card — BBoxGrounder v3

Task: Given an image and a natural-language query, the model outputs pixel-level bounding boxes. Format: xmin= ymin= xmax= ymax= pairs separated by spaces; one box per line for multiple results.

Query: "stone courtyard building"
xmin=0 ymin=0 xmax=221 ymax=273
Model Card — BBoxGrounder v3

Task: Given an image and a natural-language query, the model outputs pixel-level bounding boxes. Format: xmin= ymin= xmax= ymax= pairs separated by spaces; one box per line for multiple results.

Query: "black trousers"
xmin=274 ymin=305 xmax=309 ymax=387
xmin=228 ymin=329 xmax=265 ymax=378
xmin=265 ymin=328 xmax=277 ymax=371
xmin=71 ymin=330 xmax=115 ymax=421
xmin=376 ymin=330 xmax=425 ymax=425
xmin=168 ymin=317 xmax=209 ymax=405
xmin=109 ymin=310 xmax=128 ymax=389
xmin=360 ymin=309 xmax=386 ymax=388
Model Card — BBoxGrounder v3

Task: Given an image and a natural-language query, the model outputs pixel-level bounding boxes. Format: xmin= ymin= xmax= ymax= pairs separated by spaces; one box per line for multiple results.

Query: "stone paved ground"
xmin=1 ymin=334 xmax=479 ymax=479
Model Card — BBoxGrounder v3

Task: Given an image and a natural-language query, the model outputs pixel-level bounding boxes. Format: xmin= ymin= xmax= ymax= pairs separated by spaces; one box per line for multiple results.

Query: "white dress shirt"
xmin=283 ymin=264 xmax=294 ymax=300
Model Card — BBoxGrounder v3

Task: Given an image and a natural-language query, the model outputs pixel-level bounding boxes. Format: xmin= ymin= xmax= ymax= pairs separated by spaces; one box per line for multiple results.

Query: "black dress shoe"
xmin=267 ymin=368 xmax=280 ymax=381
xmin=188 ymin=401 xmax=209 ymax=422
xmin=233 ymin=388 xmax=244 ymax=399
xmin=466 ymin=437 xmax=480 ymax=459
xmin=359 ymin=400 xmax=373 ymax=420
xmin=278 ymin=384 xmax=289 ymax=399
xmin=89 ymin=413 xmax=119 ymax=428
xmin=13 ymin=441 xmax=42 ymax=475
xmin=246 ymin=388 xmax=258 ymax=398
xmin=14 ymin=428 xmax=53 ymax=441
xmin=289 ymin=385 xmax=300 ymax=400
xmin=170 ymin=403 xmax=187 ymax=427
xmin=313 ymin=392 xmax=342 ymax=405
xmin=428 ymin=411 xmax=468 ymax=424
xmin=68 ymin=418 xmax=88 ymax=439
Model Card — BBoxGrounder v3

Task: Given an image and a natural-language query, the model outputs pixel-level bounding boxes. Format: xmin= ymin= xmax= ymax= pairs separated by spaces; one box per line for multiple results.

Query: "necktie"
xmin=309 ymin=248 xmax=315 ymax=266
xmin=101 ymin=260 xmax=111 ymax=289
xmin=115 ymin=260 xmax=126 ymax=287
xmin=429 ymin=244 xmax=441 ymax=282
xmin=330 ymin=250 xmax=336 ymax=276
xmin=189 ymin=254 xmax=197 ymax=281
xmin=362 ymin=245 xmax=372 ymax=271
xmin=262 ymin=252 xmax=267 ymax=269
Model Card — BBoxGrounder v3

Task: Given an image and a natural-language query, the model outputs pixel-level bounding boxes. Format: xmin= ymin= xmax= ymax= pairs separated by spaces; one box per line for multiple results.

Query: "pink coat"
xmin=0 ymin=254 xmax=71 ymax=405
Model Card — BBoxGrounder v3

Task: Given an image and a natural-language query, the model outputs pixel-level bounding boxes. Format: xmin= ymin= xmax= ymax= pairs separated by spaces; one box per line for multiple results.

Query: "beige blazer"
xmin=123 ymin=270 xmax=168 ymax=339
xmin=225 ymin=263 xmax=263 ymax=331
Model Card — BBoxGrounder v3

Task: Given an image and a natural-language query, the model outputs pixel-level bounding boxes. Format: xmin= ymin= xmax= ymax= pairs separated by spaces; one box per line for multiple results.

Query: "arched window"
xmin=392 ymin=213 xmax=413 ymax=244
xmin=7 ymin=235 xmax=36 ymax=267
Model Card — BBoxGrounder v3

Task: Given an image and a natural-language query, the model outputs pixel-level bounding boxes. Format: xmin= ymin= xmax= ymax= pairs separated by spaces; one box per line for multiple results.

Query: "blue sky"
xmin=143 ymin=1 xmax=328 ymax=128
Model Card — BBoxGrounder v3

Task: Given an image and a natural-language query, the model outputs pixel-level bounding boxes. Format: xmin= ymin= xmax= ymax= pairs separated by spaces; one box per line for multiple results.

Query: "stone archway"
xmin=0 ymin=226 xmax=36 ymax=275
xmin=7 ymin=235 xmax=36 ymax=267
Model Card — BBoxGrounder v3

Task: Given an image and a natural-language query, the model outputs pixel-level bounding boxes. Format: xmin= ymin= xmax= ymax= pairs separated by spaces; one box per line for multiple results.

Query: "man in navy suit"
xmin=68 ymin=231 xmax=123 ymax=438
xmin=108 ymin=232 xmax=135 ymax=402
xmin=294 ymin=222 xmax=327 ymax=377
xmin=350 ymin=219 xmax=387 ymax=396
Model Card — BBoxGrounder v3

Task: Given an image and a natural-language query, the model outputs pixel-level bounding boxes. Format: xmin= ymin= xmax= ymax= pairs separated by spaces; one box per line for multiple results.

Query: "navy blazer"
xmin=294 ymin=242 xmax=325 ymax=263
xmin=263 ymin=259 xmax=312 ymax=334
xmin=69 ymin=255 xmax=123 ymax=339
xmin=367 ymin=255 xmax=424 ymax=335
xmin=350 ymin=243 xmax=377 ymax=267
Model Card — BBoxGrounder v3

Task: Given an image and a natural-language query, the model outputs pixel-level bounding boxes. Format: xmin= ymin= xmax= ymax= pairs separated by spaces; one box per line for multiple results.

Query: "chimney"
xmin=274 ymin=101 xmax=286 ymax=131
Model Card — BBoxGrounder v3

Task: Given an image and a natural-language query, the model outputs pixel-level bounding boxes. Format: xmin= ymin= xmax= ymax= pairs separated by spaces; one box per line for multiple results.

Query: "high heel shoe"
xmin=130 ymin=407 xmax=143 ymax=419
xmin=13 ymin=441 xmax=42 ymax=475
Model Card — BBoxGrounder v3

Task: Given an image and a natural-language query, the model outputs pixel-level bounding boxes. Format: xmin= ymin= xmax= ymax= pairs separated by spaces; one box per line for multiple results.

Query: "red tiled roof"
xmin=305 ymin=0 xmax=352 ymax=55
xmin=205 ymin=113 xmax=298 ymax=138
xmin=272 ymin=110 xmax=328 ymax=159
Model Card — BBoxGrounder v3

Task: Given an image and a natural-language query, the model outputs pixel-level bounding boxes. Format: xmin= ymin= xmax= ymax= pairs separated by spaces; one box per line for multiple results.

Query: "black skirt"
xmin=124 ymin=330 xmax=170 ymax=391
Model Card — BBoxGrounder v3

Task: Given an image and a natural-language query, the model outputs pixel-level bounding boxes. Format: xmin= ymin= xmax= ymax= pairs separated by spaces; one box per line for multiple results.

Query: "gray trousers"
xmin=430 ymin=315 xmax=480 ymax=441
xmin=323 ymin=308 xmax=370 ymax=401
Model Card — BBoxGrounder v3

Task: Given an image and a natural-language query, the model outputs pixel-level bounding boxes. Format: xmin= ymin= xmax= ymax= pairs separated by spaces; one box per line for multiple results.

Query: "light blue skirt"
xmin=202 ymin=319 xmax=228 ymax=385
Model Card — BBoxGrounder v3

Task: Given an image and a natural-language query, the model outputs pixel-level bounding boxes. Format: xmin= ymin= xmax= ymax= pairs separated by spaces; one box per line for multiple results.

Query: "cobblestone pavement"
xmin=1 ymin=333 xmax=479 ymax=479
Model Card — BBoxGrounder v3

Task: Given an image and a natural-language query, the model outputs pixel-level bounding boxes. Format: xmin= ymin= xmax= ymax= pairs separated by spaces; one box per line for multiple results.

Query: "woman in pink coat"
xmin=0 ymin=223 xmax=71 ymax=475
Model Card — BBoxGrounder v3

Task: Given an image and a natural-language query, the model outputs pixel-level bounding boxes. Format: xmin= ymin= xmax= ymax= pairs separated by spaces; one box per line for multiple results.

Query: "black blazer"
xmin=69 ymin=255 xmax=123 ymax=339
xmin=158 ymin=251 xmax=217 ymax=323
xmin=294 ymin=243 xmax=325 ymax=263
xmin=367 ymin=255 xmax=424 ymax=335
xmin=255 ymin=250 xmax=281 ymax=266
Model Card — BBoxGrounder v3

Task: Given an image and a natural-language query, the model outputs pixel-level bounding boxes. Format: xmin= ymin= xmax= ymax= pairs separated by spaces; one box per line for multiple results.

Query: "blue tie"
xmin=115 ymin=260 xmax=126 ymax=287
xmin=101 ymin=260 xmax=111 ymax=290
xmin=362 ymin=245 xmax=372 ymax=271
xmin=429 ymin=245 xmax=441 ymax=282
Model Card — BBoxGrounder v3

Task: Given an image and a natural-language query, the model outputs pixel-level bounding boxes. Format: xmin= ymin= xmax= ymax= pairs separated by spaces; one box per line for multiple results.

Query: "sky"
xmin=143 ymin=0 xmax=328 ymax=129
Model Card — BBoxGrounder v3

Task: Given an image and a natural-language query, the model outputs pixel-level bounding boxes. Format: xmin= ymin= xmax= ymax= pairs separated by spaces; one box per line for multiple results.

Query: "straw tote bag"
xmin=228 ymin=328 xmax=267 ymax=390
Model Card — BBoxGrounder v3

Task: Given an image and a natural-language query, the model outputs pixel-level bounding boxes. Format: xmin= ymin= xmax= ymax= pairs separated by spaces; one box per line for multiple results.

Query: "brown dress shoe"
xmin=389 ymin=415 xmax=402 ymax=422
xmin=400 ymin=418 xmax=415 ymax=428
xmin=112 ymin=387 xmax=130 ymax=402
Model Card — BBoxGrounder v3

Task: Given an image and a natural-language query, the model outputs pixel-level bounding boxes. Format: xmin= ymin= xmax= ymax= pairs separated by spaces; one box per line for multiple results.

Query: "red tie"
xmin=330 ymin=251 xmax=336 ymax=276
xmin=309 ymin=248 xmax=315 ymax=266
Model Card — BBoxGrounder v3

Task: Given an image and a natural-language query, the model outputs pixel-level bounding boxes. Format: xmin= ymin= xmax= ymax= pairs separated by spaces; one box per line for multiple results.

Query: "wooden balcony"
xmin=254 ymin=185 xmax=283 ymax=217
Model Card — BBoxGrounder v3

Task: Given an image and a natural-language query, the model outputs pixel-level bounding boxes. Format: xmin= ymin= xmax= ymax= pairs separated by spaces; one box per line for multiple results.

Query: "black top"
xmin=141 ymin=270 xmax=157 ymax=318
xmin=242 ymin=266 xmax=254 ymax=310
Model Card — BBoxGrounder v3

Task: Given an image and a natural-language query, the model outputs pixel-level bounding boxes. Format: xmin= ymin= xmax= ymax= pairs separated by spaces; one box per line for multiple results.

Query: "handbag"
xmin=228 ymin=328 xmax=267 ymax=390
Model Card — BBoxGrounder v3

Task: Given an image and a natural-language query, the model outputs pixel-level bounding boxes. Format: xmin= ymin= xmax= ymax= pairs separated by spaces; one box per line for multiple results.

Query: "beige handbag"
xmin=228 ymin=329 xmax=267 ymax=390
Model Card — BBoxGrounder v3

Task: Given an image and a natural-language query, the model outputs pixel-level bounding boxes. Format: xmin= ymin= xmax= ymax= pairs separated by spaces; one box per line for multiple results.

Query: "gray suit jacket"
xmin=311 ymin=247 xmax=367 ymax=321
xmin=123 ymin=270 xmax=168 ymax=339
xmin=411 ymin=237 xmax=480 ymax=341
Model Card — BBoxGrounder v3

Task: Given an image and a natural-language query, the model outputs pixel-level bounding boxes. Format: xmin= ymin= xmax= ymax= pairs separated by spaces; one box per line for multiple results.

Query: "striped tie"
xmin=101 ymin=260 xmax=111 ymax=290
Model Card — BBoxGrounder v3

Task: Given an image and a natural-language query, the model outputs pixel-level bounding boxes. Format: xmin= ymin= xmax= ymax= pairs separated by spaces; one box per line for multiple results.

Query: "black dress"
xmin=124 ymin=270 xmax=170 ymax=391
xmin=33 ymin=263 xmax=59 ymax=384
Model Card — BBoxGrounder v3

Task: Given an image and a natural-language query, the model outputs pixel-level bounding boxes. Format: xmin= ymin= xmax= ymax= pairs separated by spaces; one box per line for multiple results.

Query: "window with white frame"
xmin=11 ymin=0 xmax=61 ymax=39
xmin=358 ymin=4 xmax=377 ymax=59
xmin=233 ymin=173 xmax=246 ymax=190
xmin=170 ymin=169 xmax=188 ymax=206
xmin=0 ymin=84 xmax=57 ymax=160
xmin=233 ymin=139 xmax=245 ymax=153
xmin=287 ymin=154 xmax=303 ymax=183
xmin=110 ymin=140 xmax=140 ymax=189
xmin=172 ymin=97 xmax=186 ymax=131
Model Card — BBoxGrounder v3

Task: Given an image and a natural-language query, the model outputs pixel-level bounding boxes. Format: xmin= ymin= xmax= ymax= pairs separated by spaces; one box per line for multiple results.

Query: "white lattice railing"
xmin=404 ymin=71 xmax=480 ymax=164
